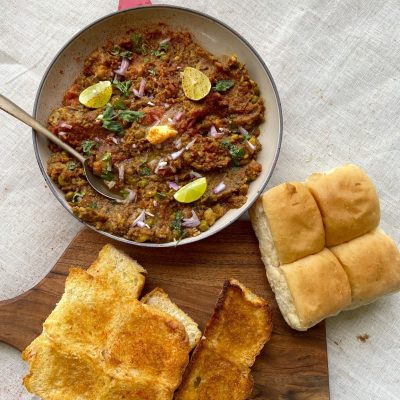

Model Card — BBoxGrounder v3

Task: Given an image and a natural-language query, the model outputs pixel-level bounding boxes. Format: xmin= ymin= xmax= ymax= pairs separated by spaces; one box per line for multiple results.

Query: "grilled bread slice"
xmin=87 ymin=244 xmax=146 ymax=299
xmin=175 ymin=279 xmax=272 ymax=399
xmin=24 ymin=268 xmax=189 ymax=399
xmin=142 ymin=288 xmax=201 ymax=350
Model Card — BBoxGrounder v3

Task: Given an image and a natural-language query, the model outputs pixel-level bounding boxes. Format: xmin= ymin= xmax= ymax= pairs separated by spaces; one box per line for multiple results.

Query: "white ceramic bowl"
xmin=33 ymin=5 xmax=283 ymax=247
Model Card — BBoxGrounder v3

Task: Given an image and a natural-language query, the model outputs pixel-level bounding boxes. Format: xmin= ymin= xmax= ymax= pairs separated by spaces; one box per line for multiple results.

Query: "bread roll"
xmin=277 ymin=249 xmax=352 ymax=330
xmin=256 ymin=182 xmax=325 ymax=265
xmin=330 ymin=229 xmax=400 ymax=307
xmin=306 ymin=164 xmax=380 ymax=246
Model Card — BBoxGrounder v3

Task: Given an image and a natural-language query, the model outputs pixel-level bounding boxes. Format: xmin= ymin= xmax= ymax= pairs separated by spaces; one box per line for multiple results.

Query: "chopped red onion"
xmin=245 ymin=140 xmax=256 ymax=152
xmin=105 ymin=181 xmax=116 ymax=189
xmin=107 ymin=162 xmax=112 ymax=172
xmin=209 ymin=125 xmax=224 ymax=138
xmin=160 ymin=38 xmax=171 ymax=45
xmin=118 ymin=164 xmax=125 ymax=181
xmin=145 ymin=210 xmax=155 ymax=217
xmin=114 ymin=58 xmax=130 ymax=76
xmin=138 ymin=78 xmax=146 ymax=97
xmin=94 ymin=136 xmax=100 ymax=142
xmin=174 ymin=137 xmax=182 ymax=149
xmin=170 ymin=148 xmax=185 ymax=160
xmin=58 ymin=131 xmax=67 ymax=137
xmin=132 ymin=143 xmax=137 ymax=149
xmin=147 ymin=101 xmax=155 ymax=106
xmin=238 ymin=126 xmax=249 ymax=136
xmin=113 ymin=73 xmax=121 ymax=82
xmin=155 ymin=160 xmax=168 ymax=174
xmin=163 ymin=103 xmax=170 ymax=108
xmin=132 ymin=88 xmax=141 ymax=97
xmin=125 ymin=189 xmax=137 ymax=203
xmin=136 ymin=220 xmax=150 ymax=229
xmin=153 ymin=200 xmax=158 ymax=207
xmin=112 ymin=137 xmax=120 ymax=145
xmin=185 ymin=138 xmax=197 ymax=150
xmin=173 ymin=111 xmax=184 ymax=122
xmin=152 ymin=117 xmax=161 ymax=126
xmin=59 ymin=122 xmax=72 ymax=130
xmin=214 ymin=181 xmax=226 ymax=194
xmin=132 ymin=210 xmax=145 ymax=226
xmin=168 ymin=181 xmax=180 ymax=191
xmin=168 ymin=117 xmax=174 ymax=124
xmin=148 ymin=94 xmax=155 ymax=99
xmin=182 ymin=210 xmax=200 ymax=228
xmin=190 ymin=170 xmax=202 ymax=179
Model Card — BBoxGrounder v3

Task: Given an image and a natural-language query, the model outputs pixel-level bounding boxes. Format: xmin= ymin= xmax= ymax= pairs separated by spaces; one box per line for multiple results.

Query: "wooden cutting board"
xmin=0 ymin=221 xmax=329 ymax=399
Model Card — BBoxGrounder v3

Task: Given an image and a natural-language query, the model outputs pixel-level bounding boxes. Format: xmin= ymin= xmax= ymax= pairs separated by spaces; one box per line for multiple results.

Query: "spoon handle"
xmin=0 ymin=94 xmax=86 ymax=164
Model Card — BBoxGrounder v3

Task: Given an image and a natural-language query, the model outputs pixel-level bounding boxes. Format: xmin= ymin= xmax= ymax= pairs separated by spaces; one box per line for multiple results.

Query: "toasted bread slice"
xmin=175 ymin=279 xmax=272 ymax=399
xmin=25 ymin=268 xmax=189 ymax=399
xmin=87 ymin=244 xmax=146 ymax=299
xmin=141 ymin=288 xmax=201 ymax=350
xmin=175 ymin=339 xmax=253 ymax=400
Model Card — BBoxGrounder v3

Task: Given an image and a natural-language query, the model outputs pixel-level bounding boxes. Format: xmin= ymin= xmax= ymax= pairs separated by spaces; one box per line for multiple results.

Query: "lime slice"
xmin=182 ymin=67 xmax=211 ymax=101
xmin=174 ymin=177 xmax=207 ymax=203
xmin=79 ymin=81 xmax=112 ymax=108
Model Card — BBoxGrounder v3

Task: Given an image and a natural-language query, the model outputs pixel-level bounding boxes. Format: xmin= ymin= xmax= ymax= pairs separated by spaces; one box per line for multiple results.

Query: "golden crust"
xmin=175 ymin=340 xmax=253 ymax=400
xmin=261 ymin=182 xmax=325 ymax=264
xmin=175 ymin=279 xmax=272 ymax=400
xmin=330 ymin=229 xmax=400 ymax=306
xmin=280 ymin=248 xmax=352 ymax=328
xmin=306 ymin=164 xmax=380 ymax=246
xmin=23 ymin=267 xmax=189 ymax=399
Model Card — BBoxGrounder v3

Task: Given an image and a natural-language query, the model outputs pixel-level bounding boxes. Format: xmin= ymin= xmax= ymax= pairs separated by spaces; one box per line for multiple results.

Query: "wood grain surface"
xmin=0 ymin=221 xmax=329 ymax=399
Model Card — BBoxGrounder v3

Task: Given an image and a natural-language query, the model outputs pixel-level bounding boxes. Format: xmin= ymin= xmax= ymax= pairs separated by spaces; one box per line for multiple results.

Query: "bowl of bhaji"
xmin=33 ymin=5 xmax=283 ymax=247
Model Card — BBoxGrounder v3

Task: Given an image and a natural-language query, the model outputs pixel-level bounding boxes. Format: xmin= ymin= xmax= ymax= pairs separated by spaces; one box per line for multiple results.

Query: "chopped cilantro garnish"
xmin=102 ymin=120 xmax=124 ymax=135
xmin=213 ymin=80 xmax=235 ymax=92
xmin=131 ymin=34 xmax=147 ymax=55
xmin=151 ymin=40 xmax=170 ymax=57
xmin=114 ymin=99 xmax=127 ymax=110
xmin=139 ymin=165 xmax=151 ymax=176
xmin=159 ymin=42 xmax=169 ymax=52
xmin=113 ymin=80 xmax=132 ymax=97
xmin=67 ymin=161 xmax=77 ymax=170
xmin=243 ymin=132 xmax=252 ymax=141
xmin=171 ymin=211 xmax=183 ymax=236
xmin=151 ymin=49 xmax=164 ymax=57
xmin=110 ymin=46 xmax=133 ymax=60
xmin=148 ymin=68 xmax=156 ymax=76
xmin=71 ymin=191 xmax=85 ymax=203
xmin=101 ymin=171 xmax=115 ymax=181
xmin=102 ymin=104 xmax=115 ymax=120
xmin=89 ymin=202 xmax=97 ymax=209
xmin=155 ymin=191 xmax=167 ymax=200
xmin=119 ymin=110 xmax=144 ymax=123
xmin=81 ymin=140 xmax=95 ymax=156
xmin=220 ymin=138 xmax=245 ymax=166
xmin=101 ymin=152 xmax=112 ymax=162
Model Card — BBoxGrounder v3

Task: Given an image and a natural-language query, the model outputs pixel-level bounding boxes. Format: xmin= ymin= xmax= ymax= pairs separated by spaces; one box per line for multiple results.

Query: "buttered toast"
xmin=175 ymin=279 xmax=272 ymax=399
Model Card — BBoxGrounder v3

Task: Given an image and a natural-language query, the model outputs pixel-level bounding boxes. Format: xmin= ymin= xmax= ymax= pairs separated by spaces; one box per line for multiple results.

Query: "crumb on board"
xmin=357 ymin=334 xmax=370 ymax=343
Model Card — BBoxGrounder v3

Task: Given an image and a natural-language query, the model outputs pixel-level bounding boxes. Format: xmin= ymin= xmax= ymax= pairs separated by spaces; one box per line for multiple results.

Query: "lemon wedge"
xmin=174 ymin=177 xmax=207 ymax=203
xmin=182 ymin=67 xmax=211 ymax=101
xmin=79 ymin=81 xmax=113 ymax=108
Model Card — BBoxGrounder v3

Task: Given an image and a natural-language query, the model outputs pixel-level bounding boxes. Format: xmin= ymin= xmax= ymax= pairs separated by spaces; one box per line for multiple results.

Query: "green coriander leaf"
xmin=89 ymin=202 xmax=97 ymax=209
xmin=113 ymin=80 xmax=132 ymax=97
xmin=213 ymin=80 xmax=235 ymax=92
xmin=102 ymin=104 xmax=115 ymax=120
xmin=220 ymin=138 xmax=232 ymax=149
xmin=102 ymin=120 xmax=124 ymax=135
xmin=71 ymin=191 xmax=86 ymax=203
xmin=111 ymin=45 xmax=133 ymax=60
xmin=151 ymin=49 xmax=165 ymax=57
xmin=81 ymin=140 xmax=95 ymax=156
xmin=67 ymin=161 xmax=77 ymax=170
xmin=155 ymin=191 xmax=167 ymax=200
xmin=139 ymin=165 xmax=151 ymax=176
xmin=131 ymin=34 xmax=147 ymax=55
xmin=101 ymin=171 xmax=115 ymax=181
xmin=101 ymin=152 xmax=112 ymax=162
xmin=159 ymin=42 xmax=169 ymax=52
xmin=230 ymin=145 xmax=245 ymax=166
xmin=171 ymin=211 xmax=183 ymax=235
xmin=148 ymin=69 xmax=156 ymax=76
xmin=119 ymin=110 xmax=144 ymax=123
xmin=114 ymin=99 xmax=127 ymax=110
xmin=243 ymin=132 xmax=251 ymax=141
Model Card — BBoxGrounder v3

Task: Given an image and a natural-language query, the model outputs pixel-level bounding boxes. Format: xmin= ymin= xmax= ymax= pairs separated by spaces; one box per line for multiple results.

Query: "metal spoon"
xmin=0 ymin=94 xmax=124 ymax=201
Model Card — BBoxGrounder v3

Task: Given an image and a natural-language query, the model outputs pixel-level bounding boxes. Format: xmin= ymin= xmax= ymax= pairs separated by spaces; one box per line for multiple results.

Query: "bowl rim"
xmin=32 ymin=4 xmax=283 ymax=248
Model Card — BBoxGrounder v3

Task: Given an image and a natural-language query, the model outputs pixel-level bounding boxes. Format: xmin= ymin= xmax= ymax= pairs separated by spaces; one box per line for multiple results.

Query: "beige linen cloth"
xmin=0 ymin=0 xmax=399 ymax=399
